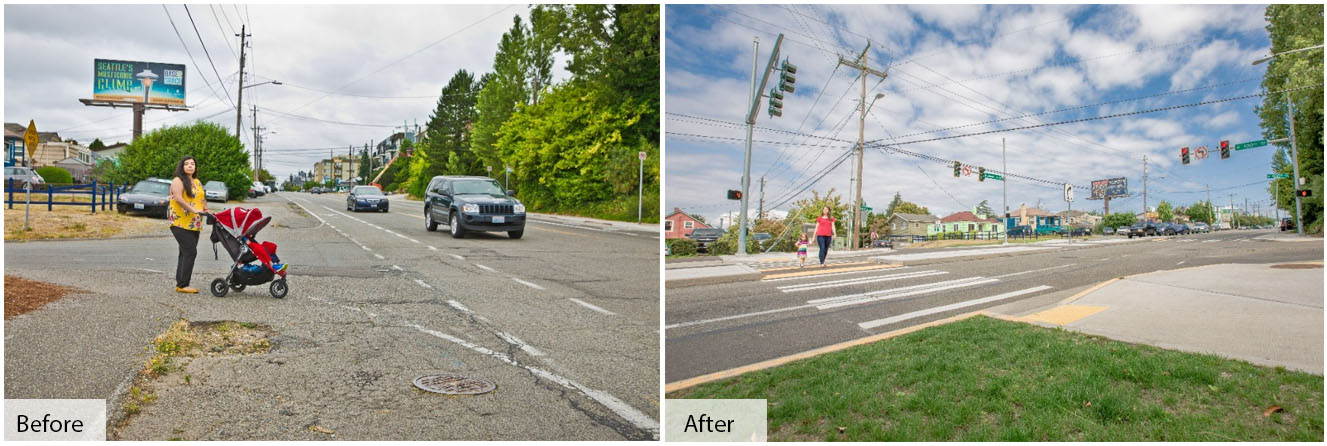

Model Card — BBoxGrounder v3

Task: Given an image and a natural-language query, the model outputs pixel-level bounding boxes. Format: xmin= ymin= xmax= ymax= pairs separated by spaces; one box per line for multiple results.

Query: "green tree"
xmin=256 ymin=168 xmax=274 ymax=184
xmin=359 ymin=148 xmax=371 ymax=182
xmin=975 ymin=200 xmax=994 ymax=218
xmin=471 ymin=14 xmax=555 ymax=169
xmin=422 ymin=70 xmax=481 ymax=181
xmin=883 ymin=192 xmax=905 ymax=219
xmin=1258 ymin=4 xmax=1324 ymax=233
xmin=1157 ymin=200 xmax=1174 ymax=222
xmin=1185 ymin=200 xmax=1215 ymax=224
xmin=894 ymin=201 xmax=930 ymax=216
xmin=113 ymin=121 xmax=251 ymax=200
xmin=1103 ymin=212 xmax=1136 ymax=229
xmin=787 ymin=189 xmax=849 ymax=236
xmin=88 ymin=138 xmax=105 ymax=151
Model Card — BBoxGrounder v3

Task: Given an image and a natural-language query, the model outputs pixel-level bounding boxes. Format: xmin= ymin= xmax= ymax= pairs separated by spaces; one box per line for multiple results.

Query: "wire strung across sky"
xmin=182 ymin=5 xmax=236 ymax=108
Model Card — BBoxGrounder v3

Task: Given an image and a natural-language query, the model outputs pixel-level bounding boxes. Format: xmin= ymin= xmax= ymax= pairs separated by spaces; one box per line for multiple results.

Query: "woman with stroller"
xmin=169 ymin=156 xmax=208 ymax=293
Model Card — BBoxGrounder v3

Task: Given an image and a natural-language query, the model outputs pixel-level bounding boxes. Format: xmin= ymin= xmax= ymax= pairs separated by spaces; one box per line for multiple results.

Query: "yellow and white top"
xmin=169 ymin=178 xmax=206 ymax=231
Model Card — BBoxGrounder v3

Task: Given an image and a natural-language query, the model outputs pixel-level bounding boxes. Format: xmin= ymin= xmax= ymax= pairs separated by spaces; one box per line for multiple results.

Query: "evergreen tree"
xmin=423 ymin=70 xmax=481 ymax=179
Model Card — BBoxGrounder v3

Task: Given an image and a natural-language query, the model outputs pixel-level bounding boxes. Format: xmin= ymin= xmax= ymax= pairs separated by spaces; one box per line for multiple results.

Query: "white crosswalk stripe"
xmin=811 ymin=276 xmax=1000 ymax=310
xmin=857 ymin=286 xmax=1053 ymax=330
xmin=777 ymin=270 xmax=947 ymax=293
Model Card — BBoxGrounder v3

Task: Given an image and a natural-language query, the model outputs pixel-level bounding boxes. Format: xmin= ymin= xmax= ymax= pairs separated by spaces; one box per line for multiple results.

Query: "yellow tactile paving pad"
xmin=761 ymin=263 xmax=902 ymax=280
xmin=1021 ymin=305 xmax=1108 ymax=325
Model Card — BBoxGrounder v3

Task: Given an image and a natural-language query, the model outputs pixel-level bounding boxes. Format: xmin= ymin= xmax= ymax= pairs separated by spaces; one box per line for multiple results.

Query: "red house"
xmin=665 ymin=207 xmax=710 ymax=239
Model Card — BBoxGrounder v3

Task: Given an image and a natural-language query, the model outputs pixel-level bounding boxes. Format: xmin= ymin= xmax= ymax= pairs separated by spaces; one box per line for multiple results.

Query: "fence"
xmin=5 ymin=178 xmax=129 ymax=214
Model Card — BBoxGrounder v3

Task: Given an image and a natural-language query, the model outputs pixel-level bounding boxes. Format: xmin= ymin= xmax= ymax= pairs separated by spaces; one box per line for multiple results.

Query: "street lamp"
xmin=236 ymin=80 xmax=281 ymax=139
xmin=1251 ymin=44 xmax=1321 ymax=236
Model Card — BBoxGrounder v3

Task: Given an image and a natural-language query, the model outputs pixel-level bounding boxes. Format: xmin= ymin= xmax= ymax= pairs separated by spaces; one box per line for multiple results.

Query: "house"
xmin=90 ymin=142 xmax=128 ymax=163
xmin=1005 ymin=204 xmax=1061 ymax=231
xmin=4 ymin=127 xmax=21 ymax=167
xmin=53 ymin=157 xmax=93 ymax=182
xmin=930 ymin=211 xmax=1005 ymax=236
xmin=665 ymin=207 xmax=710 ymax=239
xmin=30 ymin=141 xmax=92 ymax=168
xmin=886 ymin=213 xmax=940 ymax=237
xmin=1058 ymin=210 xmax=1101 ymax=228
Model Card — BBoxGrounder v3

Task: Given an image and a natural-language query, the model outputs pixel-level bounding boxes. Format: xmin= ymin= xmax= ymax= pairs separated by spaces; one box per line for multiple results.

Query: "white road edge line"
xmin=568 ymin=298 xmax=616 ymax=315
xmin=428 ymin=246 xmax=438 ymax=251
xmin=1177 ymin=260 xmax=1186 ymax=265
xmin=495 ymin=331 xmax=546 ymax=356
xmin=413 ymin=278 xmax=433 ymax=289
xmin=857 ymin=285 xmax=1054 ymax=330
xmin=512 ymin=278 xmax=545 ymax=290
xmin=450 ymin=254 xmax=465 ymax=260
xmin=374 ymin=254 xmax=385 ymax=260
xmin=475 ymin=264 xmax=497 ymax=273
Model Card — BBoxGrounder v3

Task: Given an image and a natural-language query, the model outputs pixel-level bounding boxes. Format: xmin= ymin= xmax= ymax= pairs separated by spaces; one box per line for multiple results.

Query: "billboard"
xmin=1090 ymin=177 xmax=1128 ymax=200
xmin=93 ymin=59 xmax=186 ymax=105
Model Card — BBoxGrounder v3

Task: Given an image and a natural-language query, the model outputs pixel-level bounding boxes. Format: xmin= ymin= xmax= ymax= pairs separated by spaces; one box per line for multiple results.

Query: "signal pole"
xmin=838 ymin=43 xmax=887 ymax=250
xmin=738 ymin=34 xmax=788 ymax=255
xmin=1206 ymin=184 xmax=1213 ymax=226
xmin=1002 ymin=138 xmax=1007 ymax=246
xmin=758 ymin=176 xmax=765 ymax=220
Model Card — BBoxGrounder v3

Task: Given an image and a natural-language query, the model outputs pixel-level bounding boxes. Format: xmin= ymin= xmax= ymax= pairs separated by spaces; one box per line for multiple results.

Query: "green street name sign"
xmin=982 ymin=173 xmax=1004 ymax=181
xmin=1235 ymin=139 xmax=1268 ymax=150
xmin=861 ymin=205 xmax=873 ymax=211
xmin=1268 ymin=173 xmax=1291 ymax=179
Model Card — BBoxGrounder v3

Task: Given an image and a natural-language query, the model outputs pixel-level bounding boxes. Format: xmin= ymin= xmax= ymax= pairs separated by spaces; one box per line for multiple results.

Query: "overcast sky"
xmin=666 ymin=4 xmax=1290 ymax=224
xmin=5 ymin=4 xmax=564 ymax=182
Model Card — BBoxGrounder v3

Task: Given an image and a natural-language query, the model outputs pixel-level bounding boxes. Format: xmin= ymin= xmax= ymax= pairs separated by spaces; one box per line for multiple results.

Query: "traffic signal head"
xmin=1297 ymin=189 xmax=1312 ymax=197
xmin=952 ymin=161 xmax=961 ymax=178
xmin=768 ymin=88 xmax=784 ymax=117
xmin=1181 ymin=147 xmax=1190 ymax=165
xmin=978 ymin=166 xmax=985 ymax=181
xmin=727 ymin=189 xmax=743 ymax=200
xmin=1220 ymin=140 xmax=1230 ymax=159
xmin=778 ymin=59 xmax=797 ymax=94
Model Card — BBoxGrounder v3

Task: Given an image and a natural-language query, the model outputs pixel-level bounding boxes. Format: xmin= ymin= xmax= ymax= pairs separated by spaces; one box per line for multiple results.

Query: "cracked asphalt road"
xmin=4 ymin=192 xmax=660 ymax=440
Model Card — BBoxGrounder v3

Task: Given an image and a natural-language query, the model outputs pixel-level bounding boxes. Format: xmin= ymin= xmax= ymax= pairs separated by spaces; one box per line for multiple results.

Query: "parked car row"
xmin=1122 ymin=221 xmax=1213 ymax=238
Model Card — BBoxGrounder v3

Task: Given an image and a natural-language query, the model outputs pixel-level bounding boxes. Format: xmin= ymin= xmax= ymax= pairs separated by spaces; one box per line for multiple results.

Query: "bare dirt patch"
xmin=4 ymin=275 xmax=83 ymax=319
xmin=4 ymin=204 xmax=165 ymax=241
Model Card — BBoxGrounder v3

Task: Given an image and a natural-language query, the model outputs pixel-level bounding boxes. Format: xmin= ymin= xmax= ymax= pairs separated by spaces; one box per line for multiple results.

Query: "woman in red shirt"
xmin=814 ymin=206 xmax=836 ymax=266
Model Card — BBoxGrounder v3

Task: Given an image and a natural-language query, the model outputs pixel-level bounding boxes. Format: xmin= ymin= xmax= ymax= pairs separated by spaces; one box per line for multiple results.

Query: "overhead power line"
xmin=163 ymin=5 xmax=232 ymax=110
xmin=182 ymin=5 xmax=236 ymax=107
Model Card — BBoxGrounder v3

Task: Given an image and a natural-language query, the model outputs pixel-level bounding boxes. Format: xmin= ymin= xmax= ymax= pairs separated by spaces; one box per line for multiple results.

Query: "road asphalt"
xmin=665 ymin=229 xmax=1322 ymax=384
xmin=4 ymin=192 xmax=661 ymax=440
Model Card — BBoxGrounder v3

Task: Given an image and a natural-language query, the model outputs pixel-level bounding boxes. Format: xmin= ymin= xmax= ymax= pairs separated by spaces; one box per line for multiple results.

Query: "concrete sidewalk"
xmin=1257 ymin=232 xmax=1325 ymax=243
xmin=1009 ymin=261 xmax=1325 ymax=374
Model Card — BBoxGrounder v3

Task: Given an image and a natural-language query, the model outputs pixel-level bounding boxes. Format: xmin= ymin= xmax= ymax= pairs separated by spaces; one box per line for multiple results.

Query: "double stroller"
xmin=207 ymin=207 xmax=289 ymax=298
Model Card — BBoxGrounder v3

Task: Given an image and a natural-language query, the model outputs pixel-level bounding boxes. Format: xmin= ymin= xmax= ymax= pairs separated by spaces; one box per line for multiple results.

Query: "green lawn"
xmin=670 ymin=316 xmax=1323 ymax=441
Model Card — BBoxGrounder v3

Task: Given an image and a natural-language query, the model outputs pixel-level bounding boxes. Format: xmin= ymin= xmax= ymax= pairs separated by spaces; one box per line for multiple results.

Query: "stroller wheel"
xmin=210 ymin=278 xmax=229 ymax=297
xmin=230 ymin=284 xmax=246 ymax=292
xmin=270 ymin=278 xmax=288 ymax=299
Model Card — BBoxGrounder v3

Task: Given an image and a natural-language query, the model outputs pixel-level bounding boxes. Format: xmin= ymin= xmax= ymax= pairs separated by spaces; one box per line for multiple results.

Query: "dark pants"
xmin=817 ymin=235 xmax=832 ymax=265
xmin=171 ymin=226 xmax=200 ymax=288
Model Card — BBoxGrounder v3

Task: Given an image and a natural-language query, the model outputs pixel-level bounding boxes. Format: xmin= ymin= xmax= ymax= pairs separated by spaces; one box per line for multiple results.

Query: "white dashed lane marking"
xmin=512 ymin=278 xmax=545 ymax=290
xmin=475 ymin=264 xmax=497 ymax=273
xmin=568 ymin=298 xmax=616 ymax=315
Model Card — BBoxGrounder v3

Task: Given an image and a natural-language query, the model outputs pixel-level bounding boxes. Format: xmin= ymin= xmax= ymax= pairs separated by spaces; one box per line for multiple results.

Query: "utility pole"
xmin=1287 ymin=99 xmax=1304 ymax=235
xmin=1229 ymin=193 xmax=1237 ymax=229
xmin=251 ymin=105 xmax=259 ymax=181
xmin=758 ymin=176 xmax=765 ymax=220
xmin=235 ymin=24 xmax=249 ymax=139
xmin=1002 ymin=138 xmax=1007 ymax=245
xmin=1142 ymin=155 xmax=1148 ymax=221
xmin=1206 ymin=184 xmax=1213 ymax=226
xmin=838 ymin=42 xmax=887 ymax=251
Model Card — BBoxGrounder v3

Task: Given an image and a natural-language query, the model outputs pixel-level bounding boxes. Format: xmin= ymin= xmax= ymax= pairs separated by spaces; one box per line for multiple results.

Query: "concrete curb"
xmin=665 ymin=264 xmax=761 ymax=288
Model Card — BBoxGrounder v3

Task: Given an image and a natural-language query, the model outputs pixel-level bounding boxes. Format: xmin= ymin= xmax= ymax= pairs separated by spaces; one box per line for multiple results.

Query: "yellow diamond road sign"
xmin=23 ymin=120 xmax=38 ymax=159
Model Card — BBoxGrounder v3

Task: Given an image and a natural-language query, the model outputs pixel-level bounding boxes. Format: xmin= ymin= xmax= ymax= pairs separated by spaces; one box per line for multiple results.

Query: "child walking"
xmin=796 ymin=232 xmax=810 ymax=268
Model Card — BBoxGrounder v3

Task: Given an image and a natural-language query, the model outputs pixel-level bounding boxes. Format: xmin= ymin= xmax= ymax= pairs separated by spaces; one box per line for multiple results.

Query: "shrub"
xmin=667 ymin=238 xmax=698 ymax=256
xmin=35 ymin=166 xmax=73 ymax=184
xmin=710 ymin=231 xmax=761 ymax=255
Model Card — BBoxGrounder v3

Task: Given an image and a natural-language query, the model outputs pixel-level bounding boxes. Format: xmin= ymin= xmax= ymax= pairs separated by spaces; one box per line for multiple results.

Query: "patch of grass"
xmin=671 ymin=316 xmax=1324 ymax=441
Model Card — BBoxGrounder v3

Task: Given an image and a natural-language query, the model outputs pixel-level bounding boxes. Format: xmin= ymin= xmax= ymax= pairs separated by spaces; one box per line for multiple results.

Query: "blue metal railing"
xmin=5 ymin=178 xmax=128 ymax=213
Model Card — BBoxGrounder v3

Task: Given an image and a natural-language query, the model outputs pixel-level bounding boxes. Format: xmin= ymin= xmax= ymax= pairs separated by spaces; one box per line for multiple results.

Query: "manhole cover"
xmin=1270 ymin=264 xmax=1323 ymax=269
xmin=413 ymin=375 xmax=496 ymax=395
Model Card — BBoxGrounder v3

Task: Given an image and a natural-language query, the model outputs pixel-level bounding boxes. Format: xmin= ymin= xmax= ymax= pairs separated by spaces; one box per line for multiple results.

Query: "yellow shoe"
xmin=175 ymin=287 xmax=198 ymax=294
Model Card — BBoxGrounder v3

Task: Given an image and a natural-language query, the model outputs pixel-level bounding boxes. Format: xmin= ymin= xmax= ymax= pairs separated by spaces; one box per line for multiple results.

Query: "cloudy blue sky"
xmin=666 ymin=4 xmax=1291 ymax=225
xmin=5 ymin=4 xmax=566 ymax=182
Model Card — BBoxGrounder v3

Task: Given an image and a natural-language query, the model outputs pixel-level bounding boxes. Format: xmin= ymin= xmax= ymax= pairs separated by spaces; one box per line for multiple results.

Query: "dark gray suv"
xmin=424 ymin=176 xmax=526 ymax=239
